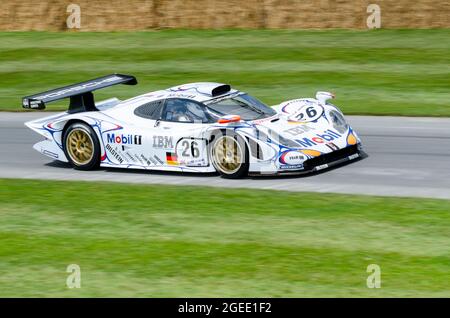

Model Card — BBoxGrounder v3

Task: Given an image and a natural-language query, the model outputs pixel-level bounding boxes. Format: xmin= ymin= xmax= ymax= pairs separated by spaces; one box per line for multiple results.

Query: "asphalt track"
xmin=1 ymin=112 xmax=449 ymax=199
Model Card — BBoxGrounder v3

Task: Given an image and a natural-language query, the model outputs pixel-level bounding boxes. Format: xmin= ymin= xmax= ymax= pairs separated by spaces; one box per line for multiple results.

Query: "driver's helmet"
xmin=170 ymin=101 xmax=189 ymax=121
xmin=173 ymin=105 xmax=185 ymax=114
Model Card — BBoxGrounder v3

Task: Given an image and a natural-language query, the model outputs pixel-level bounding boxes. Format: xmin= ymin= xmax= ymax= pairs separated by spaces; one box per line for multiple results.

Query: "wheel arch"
xmin=62 ymin=119 xmax=102 ymax=170
xmin=207 ymin=128 xmax=251 ymax=149
xmin=62 ymin=119 xmax=88 ymax=135
xmin=61 ymin=117 xmax=103 ymax=149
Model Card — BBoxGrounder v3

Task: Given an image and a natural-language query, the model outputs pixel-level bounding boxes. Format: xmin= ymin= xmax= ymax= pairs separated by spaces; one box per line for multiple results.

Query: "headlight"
xmin=329 ymin=109 xmax=348 ymax=134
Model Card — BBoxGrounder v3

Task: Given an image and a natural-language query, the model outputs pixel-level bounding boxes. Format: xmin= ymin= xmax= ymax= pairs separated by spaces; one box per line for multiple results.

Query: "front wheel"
xmin=210 ymin=133 xmax=249 ymax=179
xmin=63 ymin=122 xmax=100 ymax=170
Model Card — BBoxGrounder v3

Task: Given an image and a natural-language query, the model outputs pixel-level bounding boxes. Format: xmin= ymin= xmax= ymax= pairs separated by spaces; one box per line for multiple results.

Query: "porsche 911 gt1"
xmin=22 ymin=74 xmax=363 ymax=178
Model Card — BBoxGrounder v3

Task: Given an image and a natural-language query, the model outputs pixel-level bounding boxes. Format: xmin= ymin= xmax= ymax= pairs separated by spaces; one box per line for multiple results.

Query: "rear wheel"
xmin=211 ymin=133 xmax=249 ymax=179
xmin=63 ymin=122 xmax=100 ymax=170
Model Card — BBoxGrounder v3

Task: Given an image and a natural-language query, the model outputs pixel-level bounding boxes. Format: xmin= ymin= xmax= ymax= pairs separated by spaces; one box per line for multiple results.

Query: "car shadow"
xmin=45 ymin=151 xmax=368 ymax=180
xmin=105 ymin=167 xmax=219 ymax=178
xmin=45 ymin=160 xmax=219 ymax=178
xmin=45 ymin=161 xmax=72 ymax=168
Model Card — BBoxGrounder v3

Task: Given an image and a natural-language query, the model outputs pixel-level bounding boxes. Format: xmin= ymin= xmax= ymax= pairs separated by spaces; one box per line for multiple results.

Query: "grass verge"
xmin=0 ymin=178 xmax=449 ymax=297
xmin=0 ymin=29 xmax=449 ymax=116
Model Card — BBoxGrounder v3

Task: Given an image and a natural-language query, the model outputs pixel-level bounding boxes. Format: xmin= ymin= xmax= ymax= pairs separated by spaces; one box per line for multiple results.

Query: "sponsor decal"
xmin=166 ymin=92 xmax=196 ymax=99
xmin=280 ymin=164 xmax=304 ymax=170
xmin=105 ymin=144 xmax=124 ymax=164
xmin=125 ymin=152 xmax=137 ymax=163
xmin=107 ymin=133 xmax=142 ymax=145
xmin=34 ymin=76 xmax=122 ymax=100
xmin=166 ymin=152 xmax=178 ymax=166
xmin=296 ymin=129 xmax=341 ymax=148
xmin=133 ymin=153 xmax=144 ymax=165
xmin=325 ymin=142 xmax=340 ymax=151
xmin=140 ymin=154 xmax=153 ymax=166
xmin=179 ymin=158 xmax=207 ymax=166
xmin=142 ymin=154 xmax=158 ymax=165
xmin=42 ymin=149 xmax=58 ymax=159
xmin=284 ymin=125 xmax=315 ymax=136
xmin=29 ymin=100 xmax=42 ymax=108
xmin=153 ymin=136 xmax=173 ymax=149
xmin=154 ymin=155 xmax=164 ymax=165
xmin=279 ymin=151 xmax=305 ymax=165
xmin=169 ymin=84 xmax=192 ymax=92
xmin=316 ymin=164 xmax=329 ymax=171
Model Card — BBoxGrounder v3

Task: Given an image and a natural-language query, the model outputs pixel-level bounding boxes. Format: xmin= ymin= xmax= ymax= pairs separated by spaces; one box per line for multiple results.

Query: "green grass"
xmin=0 ymin=29 xmax=449 ymax=116
xmin=0 ymin=178 xmax=449 ymax=297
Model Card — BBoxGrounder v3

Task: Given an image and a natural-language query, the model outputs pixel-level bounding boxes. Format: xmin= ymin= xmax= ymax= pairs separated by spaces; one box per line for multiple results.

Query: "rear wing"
xmin=22 ymin=74 xmax=137 ymax=112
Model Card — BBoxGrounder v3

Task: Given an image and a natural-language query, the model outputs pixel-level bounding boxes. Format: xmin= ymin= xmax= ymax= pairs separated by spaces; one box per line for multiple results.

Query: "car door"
xmin=156 ymin=98 xmax=211 ymax=167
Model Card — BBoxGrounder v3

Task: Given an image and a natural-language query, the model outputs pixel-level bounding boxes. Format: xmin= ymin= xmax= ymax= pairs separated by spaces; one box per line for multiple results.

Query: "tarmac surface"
xmin=1 ymin=112 xmax=449 ymax=199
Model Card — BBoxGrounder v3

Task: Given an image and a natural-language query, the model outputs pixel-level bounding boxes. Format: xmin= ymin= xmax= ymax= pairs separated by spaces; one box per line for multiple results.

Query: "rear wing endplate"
xmin=22 ymin=74 xmax=137 ymax=112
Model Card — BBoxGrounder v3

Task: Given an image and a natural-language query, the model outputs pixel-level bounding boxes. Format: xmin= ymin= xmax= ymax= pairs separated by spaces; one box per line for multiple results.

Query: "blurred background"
xmin=0 ymin=0 xmax=448 ymax=116
xmin=1 ymin=0 xmax=449 ymax=30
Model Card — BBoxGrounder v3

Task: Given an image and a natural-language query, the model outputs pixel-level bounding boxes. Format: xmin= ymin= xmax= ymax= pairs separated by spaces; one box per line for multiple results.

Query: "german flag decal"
xmin=166 ymin=152 xmax=178 ymax=165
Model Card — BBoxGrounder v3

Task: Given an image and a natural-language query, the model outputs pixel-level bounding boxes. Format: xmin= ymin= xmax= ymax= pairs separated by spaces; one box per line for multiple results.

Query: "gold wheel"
xmin=212 ymin=136 xmax=243 ymax=175
xmin=66 ymin=128 xmax=94 ymax=166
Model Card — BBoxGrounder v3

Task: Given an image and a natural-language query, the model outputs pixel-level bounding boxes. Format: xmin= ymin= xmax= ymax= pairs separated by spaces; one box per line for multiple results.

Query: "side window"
xmin=134 ymin=100 xmax=164 ymax=120
xmin=162 ymin=99 xmax=211 ymax=123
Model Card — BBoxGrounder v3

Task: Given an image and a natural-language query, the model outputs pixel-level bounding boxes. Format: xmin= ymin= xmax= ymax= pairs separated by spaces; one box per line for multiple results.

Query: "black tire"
xmin=63 ymin=122 xmax=100 ymax=170
xmin=210 ymin=131 xmax=249 ymax=179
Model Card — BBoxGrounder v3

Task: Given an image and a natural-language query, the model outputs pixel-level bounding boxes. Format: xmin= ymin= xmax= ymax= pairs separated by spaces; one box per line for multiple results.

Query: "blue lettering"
xmin=326 ymin=129 xmax=341 ymax=138
xmin=317 ymin=132 xmax=335 ymax=141
xmin=297 ymin=138 xmax=316 ymax=147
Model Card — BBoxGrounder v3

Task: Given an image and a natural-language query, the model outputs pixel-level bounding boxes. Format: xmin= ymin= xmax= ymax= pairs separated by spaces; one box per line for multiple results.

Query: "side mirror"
xmin=217 ymin=115 xmax=241 ymax=124
xmin=315 ymin=91 xmax=335 ymax=104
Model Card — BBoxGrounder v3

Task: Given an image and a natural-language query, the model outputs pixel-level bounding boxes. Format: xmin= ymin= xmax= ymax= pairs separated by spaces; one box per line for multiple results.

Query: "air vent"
xmin=211 ymin=84 xmax=231 ymax=97
xmin=134 ymin=100 xmax=164 ymax=119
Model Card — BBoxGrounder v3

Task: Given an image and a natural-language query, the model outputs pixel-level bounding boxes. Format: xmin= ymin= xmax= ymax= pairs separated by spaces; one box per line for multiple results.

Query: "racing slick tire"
xmin=210 ymin=131 xmax=249 ymax=179
xmin=63 ymin=122 xmax=100 ymax=170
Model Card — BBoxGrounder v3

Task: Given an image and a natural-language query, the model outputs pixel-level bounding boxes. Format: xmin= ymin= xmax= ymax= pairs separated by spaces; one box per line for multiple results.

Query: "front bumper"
xmin=249 ymin=144 xmax=365 ymax=176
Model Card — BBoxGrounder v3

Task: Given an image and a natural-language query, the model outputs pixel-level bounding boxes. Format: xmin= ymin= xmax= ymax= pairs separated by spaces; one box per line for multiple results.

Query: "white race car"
xmin=23 ymin=74 xmax=363 ymax=178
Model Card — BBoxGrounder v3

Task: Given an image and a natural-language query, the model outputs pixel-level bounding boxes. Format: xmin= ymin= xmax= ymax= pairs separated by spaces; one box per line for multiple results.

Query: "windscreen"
xmin=206 ymin=94 xmax=276 ymax=121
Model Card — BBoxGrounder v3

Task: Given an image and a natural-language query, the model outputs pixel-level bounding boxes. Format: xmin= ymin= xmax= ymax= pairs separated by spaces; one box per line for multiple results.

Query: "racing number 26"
xmin=181 ymin=140 xmax=200 ymax=158
xmin=295 ymin=106 xmax=317 ymax=121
